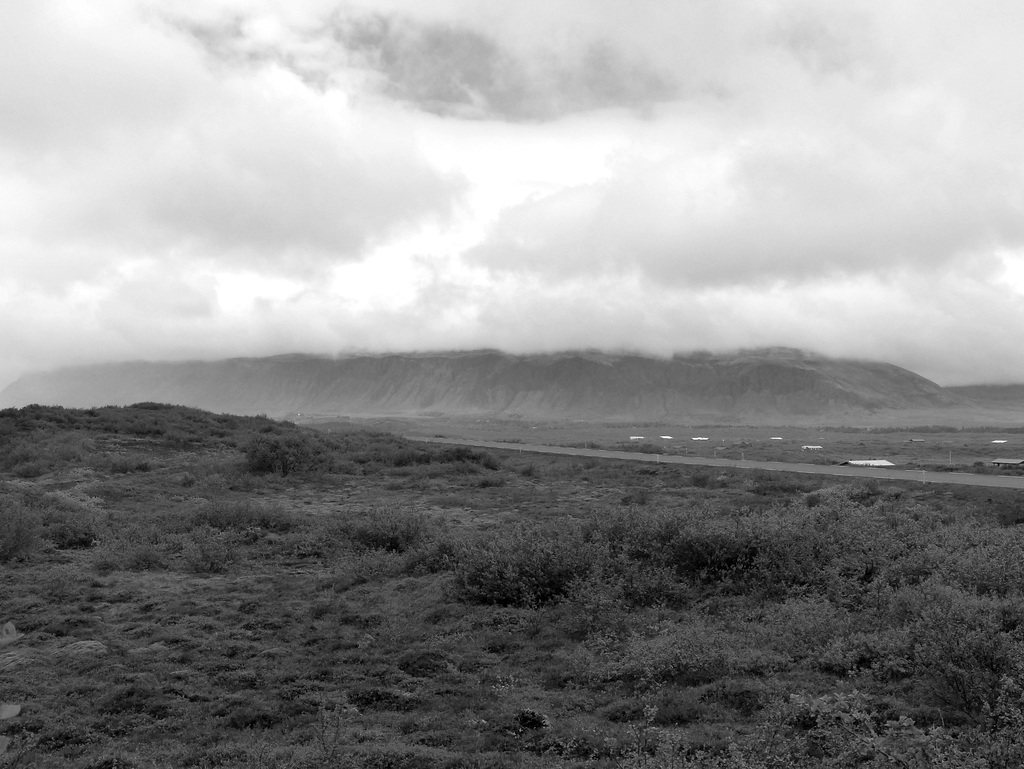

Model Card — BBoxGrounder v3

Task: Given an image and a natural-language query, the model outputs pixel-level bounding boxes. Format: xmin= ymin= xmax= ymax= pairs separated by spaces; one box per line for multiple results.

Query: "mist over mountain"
xmin=1 ymin=348 xmax=996 ymax=424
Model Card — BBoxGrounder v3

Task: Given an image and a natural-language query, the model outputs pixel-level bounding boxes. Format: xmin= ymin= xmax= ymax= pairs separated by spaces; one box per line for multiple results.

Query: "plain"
xmin=2 ymin=404 xmax=1024 ymax=768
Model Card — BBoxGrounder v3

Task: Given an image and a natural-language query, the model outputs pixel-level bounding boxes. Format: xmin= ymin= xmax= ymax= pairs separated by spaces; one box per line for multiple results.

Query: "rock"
xmin=0 ymin=622 xmax=22 ymax=648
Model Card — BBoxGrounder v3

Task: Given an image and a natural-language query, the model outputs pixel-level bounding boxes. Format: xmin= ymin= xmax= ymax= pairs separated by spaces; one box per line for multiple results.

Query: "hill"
xmin=947 ymin=384 xmax=1024 ymax=407
xmin=0 ymin=348 xmax=975 ymax=422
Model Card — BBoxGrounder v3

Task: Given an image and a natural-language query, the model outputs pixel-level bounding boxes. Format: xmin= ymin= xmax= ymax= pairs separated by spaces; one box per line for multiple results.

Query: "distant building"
xmin=692 ymin=437 xmax=709 ymax=441
xmin=770 ymin=437 xmax=783 ymax=441
xmin=660 ymin=435 xmax=673 ymax=440
xmin=992 ymin=440 xmax=1008 ymax=444
xmin=801 ymin=445 xmax=823 ymax=451
xmin=629 ymin=436 xmax=645 ymax=441
xmin=992 ymin=458 xmax=1024 ymax=466
xmin=842 ymin=459 xmax=895 ymax=467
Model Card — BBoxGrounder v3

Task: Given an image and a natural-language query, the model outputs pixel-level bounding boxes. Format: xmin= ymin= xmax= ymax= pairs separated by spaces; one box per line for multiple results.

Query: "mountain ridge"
xmin=1 ymin=348 xmax=996 ymax=424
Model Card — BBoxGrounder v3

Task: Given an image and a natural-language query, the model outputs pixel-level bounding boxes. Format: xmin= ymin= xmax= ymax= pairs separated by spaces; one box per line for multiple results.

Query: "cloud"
xmin=0 ymin=1 xmax=204 ymax=153
xmin=179 ymin=7 xmax=681 ymax=121
xmin=0 ymin=0 xmax=464 ymax=291
xmin=468 ymin=134 xmax=1024 ymax=287
xmin=460 ymin=1 xmax=1024 ymax=289
xmin=4 ymin=0 xmax=1024 ymax=393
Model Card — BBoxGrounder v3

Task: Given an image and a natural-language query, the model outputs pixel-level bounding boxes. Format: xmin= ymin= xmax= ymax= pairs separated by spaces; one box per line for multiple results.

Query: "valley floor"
xmin=3 ymin=404 xmax=1024 ymax=767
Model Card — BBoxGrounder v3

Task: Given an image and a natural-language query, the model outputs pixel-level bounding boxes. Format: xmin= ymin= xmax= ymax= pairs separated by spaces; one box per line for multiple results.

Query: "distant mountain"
xmin=0 ymin=348 xmax=977 ymax=423
xmin=946 ymin=384 xmax=1024 ymax=408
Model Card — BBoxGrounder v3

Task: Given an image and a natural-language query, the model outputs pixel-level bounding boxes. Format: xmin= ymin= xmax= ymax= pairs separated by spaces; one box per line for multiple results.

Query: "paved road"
xmin=408 ymin=436 xmax=1024 ymax=491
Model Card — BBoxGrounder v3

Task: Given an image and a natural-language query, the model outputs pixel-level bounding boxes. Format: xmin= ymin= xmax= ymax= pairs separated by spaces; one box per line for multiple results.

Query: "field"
xmin=3 ymin=404 xmax=1024 ymax=767
xmin=308 ymin=415 xmax=1024 ymax=473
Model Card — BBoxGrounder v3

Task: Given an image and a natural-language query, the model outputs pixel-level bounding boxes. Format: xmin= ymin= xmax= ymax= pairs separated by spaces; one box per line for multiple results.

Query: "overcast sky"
xmin=4 ymin=0 xmax=1024 ymax=388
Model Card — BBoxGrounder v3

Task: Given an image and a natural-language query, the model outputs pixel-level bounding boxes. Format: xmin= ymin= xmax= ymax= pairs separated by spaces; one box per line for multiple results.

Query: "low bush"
xmin=815 ymin=630 xmax=913 ymax=681
xmin=348 ymin=687 xmax=420 ymax=712
xmin=107 ymin=454 xmax=152 ymax=474
xmin=124 ymin=544 xmax=166 ymax=571
xmin=601 ymin=620 xmax=787 ymax=689
xmin=331 ymin=549 xmax=408 ymax=588
xmin=0 ymin=499 xmax=40 ymax=562
xmin=748 ymin=472 xmax=812 ymax=496
xmin=436 ymin=446 xmax=500 ymax=470
xmin=181 ymin=528 xmax=238 ymax=573
xmin=191 ymin=499 xmax=295 ymax=533
xmin=703 ymin=678 xmax=771 ymax=717
xmin=45 ymin=518 xmax=97 ymax=549
xmin=909 ymin=585 xmax=1024 ymax=717
xmin=453 ymin=524 xmax=594 ymax=607
xmin=346 ymin=505 xmax=430 ymax=553
xmin=620 ymin=488 xmax=651 ymax=506
xmin=690 ymin=470 xmax=713 ymax=488
xmin=244 ymin=432 xmax=334 ymax=475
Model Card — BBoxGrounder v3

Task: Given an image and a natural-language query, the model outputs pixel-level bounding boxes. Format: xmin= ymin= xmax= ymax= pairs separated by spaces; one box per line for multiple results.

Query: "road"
xmin=408 ymin=436 xmax=1024 ymax=491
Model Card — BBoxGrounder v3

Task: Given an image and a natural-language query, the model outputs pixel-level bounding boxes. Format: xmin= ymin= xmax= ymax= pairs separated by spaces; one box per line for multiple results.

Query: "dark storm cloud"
xmin=770 ymin=4 xmax=885 ymax=81
xmin=180 ymin=10 xmax=681 ymax=121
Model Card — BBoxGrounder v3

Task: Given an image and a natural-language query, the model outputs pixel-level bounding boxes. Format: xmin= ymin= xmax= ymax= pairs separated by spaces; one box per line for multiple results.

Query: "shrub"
xmin=13 ymin=460 xmax=48 ymax=478
xmin=346 ymin=505 xmax=429 ymax=553
xmin=91 ymin=544 xmax=122 ymax=574
xmin=331 ymin=549 xmax=408 ymax=588
xmin=754 ymin=596 xmax=846 ymax=667
xmin=39 ymin=500 xmax=99 ymax=549
xmin=348 ymin=687 xmax=419 ymax=712
xmin=690 ymin=470 xmax=712 ymax=488
xmin=603 ymin=620 xmax=786 ymax=689
xmin=647 ymin=689 xmax=706 ymax=725
xmin=909 ymin=585 xmax=1024 ymax=717
xmin=0 ymin=500 xmax=39 ymax=562
xmin=45 ymin=518 xmax=97 ymax=549
xmin=667 ymin=528 xmax=760 ymax=585
xmin=244 ymin=432 xmax=333 ymax=475
xmin=98 ymin=681 xmax=172 ymax=717
xmin=182 ymin=528 xmax=238 ymax=574
xmin=124 ymin=544 xmax=166 ymax=571
xmin=437 ymin=446 xmax=500 ymax=470
xmin=453 ymin=525 xmax=593 ymax=607
xmin=749 ymin=472 xmax=808 ymax=496
xmin=703 ymin=678 xmax=771 ymax=717
xmin=620 ymin=488 xmax=651 ymax=506
xmin=191 ymin=499 xmax=294 ymax=533
xmin=389 ymin=448 xmax=432 ymax=467
xmin=557 ymin=574 xmax=632 ymax=640
xmin=815 ymin=630 xmax=913 ymax=681
xmin=396 ymin=649 xmax=449 ymax=677
xmin=768 ymin=690 xmax=962 ymax=767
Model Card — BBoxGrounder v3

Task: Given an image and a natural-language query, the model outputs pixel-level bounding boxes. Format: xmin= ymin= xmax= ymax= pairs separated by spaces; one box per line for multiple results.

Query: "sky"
xmin=4 ymin=0 xmax=1024 ymax=389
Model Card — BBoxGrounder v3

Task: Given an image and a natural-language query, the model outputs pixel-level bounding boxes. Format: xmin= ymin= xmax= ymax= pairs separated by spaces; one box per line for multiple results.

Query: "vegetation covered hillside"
xmin=0 ymin=348 xmax=967 ymax=422
xmin=2 ymin=405 xmax=1024 ymax=767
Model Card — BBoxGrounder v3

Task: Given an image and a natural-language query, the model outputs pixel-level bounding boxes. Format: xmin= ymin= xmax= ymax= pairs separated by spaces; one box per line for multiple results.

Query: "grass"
xmin=336 ymin=414 xmax=1024 ymax=475
xmin=2 ymin=405 xmax=1024 ymax=767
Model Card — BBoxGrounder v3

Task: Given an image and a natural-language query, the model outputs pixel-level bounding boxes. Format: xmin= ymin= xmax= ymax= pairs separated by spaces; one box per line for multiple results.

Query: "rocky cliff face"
xmin=0 ymin=348 xmax=966 ymax=421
